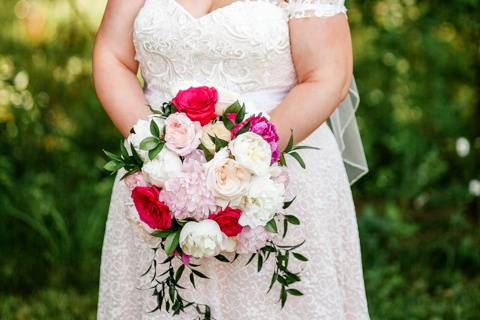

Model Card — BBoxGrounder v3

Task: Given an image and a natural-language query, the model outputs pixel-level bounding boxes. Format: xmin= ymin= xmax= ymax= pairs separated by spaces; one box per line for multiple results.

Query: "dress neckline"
xmin=170 ymin=0 xmax=246 ymax=21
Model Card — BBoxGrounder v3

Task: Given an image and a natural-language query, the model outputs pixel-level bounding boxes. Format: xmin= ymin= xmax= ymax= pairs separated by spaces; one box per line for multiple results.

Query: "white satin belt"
xmin=240 ymin=88 xmax=290 ymax=113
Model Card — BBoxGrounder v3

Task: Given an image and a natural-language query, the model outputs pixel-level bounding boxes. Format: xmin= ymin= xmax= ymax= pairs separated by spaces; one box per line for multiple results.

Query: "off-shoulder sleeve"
xmin=287 ymin=0 xmax=347 ymax=19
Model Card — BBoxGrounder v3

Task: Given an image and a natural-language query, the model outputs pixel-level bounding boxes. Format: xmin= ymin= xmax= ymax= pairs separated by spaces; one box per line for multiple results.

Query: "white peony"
xmin=125 ymin=116 xmax=165 ymax=161
xmin=141 ymin=148 xmax=182 ymax=187
xmin=221 ymin=235 xmax=237 ymax=253
xmin=179 ymin=220 xmax=224 ymax=258
xmin=205 ymin=148 xmax=252 ymax=208
xmin=229 ymin=132 xmax=272 ymax=176
xmin=239 ymin=176 xmax=285 ymax=227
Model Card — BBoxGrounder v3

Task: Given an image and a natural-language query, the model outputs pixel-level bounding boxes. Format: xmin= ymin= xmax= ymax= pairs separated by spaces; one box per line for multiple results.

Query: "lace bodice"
xmin=133 ymin=0 xmax=347 ymax=107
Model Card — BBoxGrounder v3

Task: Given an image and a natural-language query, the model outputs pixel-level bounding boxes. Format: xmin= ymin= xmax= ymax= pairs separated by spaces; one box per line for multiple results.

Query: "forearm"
xmin=93 ymin=48 xmax=151 ymax=138
xmin=269 ymin=76 xmax=350 ymax=150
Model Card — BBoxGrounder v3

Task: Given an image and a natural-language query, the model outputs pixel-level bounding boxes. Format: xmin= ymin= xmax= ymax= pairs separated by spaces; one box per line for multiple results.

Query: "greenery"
xmin=0 ymin=0 xmax=478 ymax=319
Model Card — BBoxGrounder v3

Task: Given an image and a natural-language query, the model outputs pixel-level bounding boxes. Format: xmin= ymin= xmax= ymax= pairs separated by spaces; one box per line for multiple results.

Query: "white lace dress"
xmin=97 ymin=0 xmax=370 ymax=319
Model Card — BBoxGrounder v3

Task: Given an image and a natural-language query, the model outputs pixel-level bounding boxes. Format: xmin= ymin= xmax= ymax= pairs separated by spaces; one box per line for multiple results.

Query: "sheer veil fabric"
xmin=329 ymin=77 xmax=368 ymax=184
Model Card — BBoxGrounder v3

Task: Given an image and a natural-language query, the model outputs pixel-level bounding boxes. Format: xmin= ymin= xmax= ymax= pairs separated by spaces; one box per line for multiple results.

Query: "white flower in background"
xmin=215 ymin=86 xmax=243 ymax=115
xmin=456 ymin=137 xmax=470 ymax=157
xmin=469 ymin=179 xmax=480 ymax=197
xmin=164 ymin=112 xmax=202 ymax=156
xmin=239 ymin=176 xmax=285 ymax=227
xmin=125 ymin=116 xmax=165 ymax=161
xmin=141 ymin=148 xmax=182 ymax=187
xmin=201 ymin=121 xmax=232 ymax=153
xmin=179 ymin=220 xmax=224 ymax=258
xmin=229 ymin=132 xmax=272 ymax=176
xmin=205 ymin=148 xmax=252 ymax=208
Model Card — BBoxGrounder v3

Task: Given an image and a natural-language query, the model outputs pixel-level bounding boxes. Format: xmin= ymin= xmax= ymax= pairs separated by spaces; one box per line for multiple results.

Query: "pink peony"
xmin=124 ymin=172 xmax=148 ymax=191
xmin=235 ymin=226 xmax=270 ymax=254
xmin=164 ymin=113 xmax=202 ymax=156
xmin=160 ymin=158 xmax=217 ymax=221
xmin=231 ymin=115 xmax=280 ymax=163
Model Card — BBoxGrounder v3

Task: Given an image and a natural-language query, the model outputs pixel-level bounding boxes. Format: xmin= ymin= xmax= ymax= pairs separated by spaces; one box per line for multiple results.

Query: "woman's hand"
xmin=93 ymin=0 xmax=151 ymax=138
xmin=269 ymin=13 xmax=353 ymax=150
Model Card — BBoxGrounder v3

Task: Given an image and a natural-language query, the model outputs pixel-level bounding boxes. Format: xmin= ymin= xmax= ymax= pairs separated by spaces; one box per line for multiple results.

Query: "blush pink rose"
xmin=172 ymin=86 xmax=218 ymax=125
xmin=132 ymin=186 xmax=172 ymax=230
xmin=165 ymin=113 xmax=202 ymax=156
xmin=231 ymin=115 xmax=280 ymax=163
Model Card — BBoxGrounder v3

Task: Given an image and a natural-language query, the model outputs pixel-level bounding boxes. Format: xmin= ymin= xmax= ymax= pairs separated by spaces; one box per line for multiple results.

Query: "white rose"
xmin=229 ymin=132 xmax=271 ymax=176
xmin=200 ymin=121 xmax=232 ymax=153
xmin=205 ymin=148 xmax=252 ymax=208
xmin=179 ymin=220 xmax=223 ymax=258
xmin=215 ymin=86 xmax=243 ymax=115
xmin=125 ymin=116 xmax=165 ymax=161
xmin=141 ymin=148 xmax=182 ymax=187
xmin=239 ymin=176 xmax=285 ymax=227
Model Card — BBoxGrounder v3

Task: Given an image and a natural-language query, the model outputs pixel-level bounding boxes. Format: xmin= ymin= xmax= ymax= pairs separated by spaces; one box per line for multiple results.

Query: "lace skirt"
xmin=97 ymin=123 xmax=370 ymax=320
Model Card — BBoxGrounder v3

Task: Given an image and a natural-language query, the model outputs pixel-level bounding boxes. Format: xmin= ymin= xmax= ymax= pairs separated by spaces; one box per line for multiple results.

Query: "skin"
xmin=93 ymin=0 xmax=353 ymax=150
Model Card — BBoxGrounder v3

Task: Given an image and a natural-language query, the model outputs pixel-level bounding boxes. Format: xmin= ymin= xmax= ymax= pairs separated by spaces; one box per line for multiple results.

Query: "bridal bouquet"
xmin=103 ymin=84 xmax=316 ymax=319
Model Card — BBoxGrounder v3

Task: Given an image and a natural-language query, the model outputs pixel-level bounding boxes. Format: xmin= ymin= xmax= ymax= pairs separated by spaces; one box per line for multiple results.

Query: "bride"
xmin=93 ymin=0 xmax=370 ymax=319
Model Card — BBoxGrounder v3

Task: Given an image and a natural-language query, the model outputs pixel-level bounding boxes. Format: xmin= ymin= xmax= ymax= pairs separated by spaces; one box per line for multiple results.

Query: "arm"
xmin=269 ymin=14 xmax=353 ymax=149
xmin=93 ymin=0 xmax=150 ymax=138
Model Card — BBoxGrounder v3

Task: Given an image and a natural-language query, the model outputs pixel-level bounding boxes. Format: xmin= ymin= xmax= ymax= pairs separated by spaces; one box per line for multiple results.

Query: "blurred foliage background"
xmin=0 ymin=0 xmax=479 ymax=319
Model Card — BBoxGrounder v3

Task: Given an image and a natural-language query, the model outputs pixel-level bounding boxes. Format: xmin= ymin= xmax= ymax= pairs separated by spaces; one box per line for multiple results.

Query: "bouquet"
xmin=103 ymin=84 xmax=317 ymax=319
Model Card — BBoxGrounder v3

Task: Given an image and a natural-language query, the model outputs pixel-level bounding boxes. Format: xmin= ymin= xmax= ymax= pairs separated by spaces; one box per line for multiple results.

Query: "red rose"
xmin=132 ymin=186 xmax=172 ymax=230
xmin=172 ymin=86 xmax=218 ymax=126
xmin=208 ymin=207 xmax=243 ymax=237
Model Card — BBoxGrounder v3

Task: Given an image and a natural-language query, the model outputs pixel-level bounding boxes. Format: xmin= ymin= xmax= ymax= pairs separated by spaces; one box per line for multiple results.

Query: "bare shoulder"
xmin=98 ymin=0 xmax=146 ymax=34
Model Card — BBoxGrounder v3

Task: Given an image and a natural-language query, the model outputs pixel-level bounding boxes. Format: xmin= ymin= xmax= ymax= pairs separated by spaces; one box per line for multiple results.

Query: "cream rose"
xmin=125 ymin=116 xmax=165 ymax=161
xmin=164 ymin=112 xmax=202 ymax=156
xmin=229 ymin=132 xmax=272 ymax=176
xmin=200 ymin=121 xmax=232 ymax=153
xmin=141 ymin=148 xmax=182 ymax=187
xmin=179 ymin=220 xmax=224 ymax=258
xmin=239 ymin=176 xmax=285 ymax=227
xmin=205 ymin=148 xmax=251 ymax=208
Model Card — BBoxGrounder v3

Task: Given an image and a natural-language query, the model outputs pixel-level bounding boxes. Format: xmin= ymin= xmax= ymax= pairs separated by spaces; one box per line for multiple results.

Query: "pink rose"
xmin=124 ymin=172 xmax=148 ymax=191
xmin=165 ymin=113 xmax=202 ymax=156
xmin=132 ymin=186 xmax=172 ymax=230
xmin=172 ymin=86 xmax=218 ymax=125
xmin=231 ymin=115 xmax=280 ymax=163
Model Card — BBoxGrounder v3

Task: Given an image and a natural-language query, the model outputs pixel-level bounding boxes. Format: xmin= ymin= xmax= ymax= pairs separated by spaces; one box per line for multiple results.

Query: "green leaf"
xmin=151 ymin=229 xmax=175 ymax=238
xmin=189 ymin=272 xmax=196 ymax=288
xmin=245 ymin=253 xmax=256 ymax=266
xmin=191 ymin=269 xmax=209 ymax=279
xmin=283 ymin=196 xmax=296 ymax=209
xmin=224 ymin=101 xmax=242 ymax=115
xmin=164 ymin=230 xmax=180 ymax=256
xmin=284 ymin=130 xmax=294 ymax=153
xmin=285 ymin=214 xmax=300 ymax=225
xmin=267 ymin=272 xmax=278 ymax=293
xmin=140 ymin=137 xmax=160 ymax=151
xmin=104 ymin=160 xmax=123 ymax=172
xmin=280 ymin=286 xmax=287 ymax=308
xmin=222 ymin=116 xmax=234 ymax=130
xmin=175 ymin=264 xmax=185 ymax=282
xmin=282 ymin=218 xmax=288 ymax=238
xmin=235 ymin=104 xmax=246 ymax=123
xmin=198 ymin=144 xmax=213 ymax=161
xmin=278 ymin=153 xmax=287 ymax=167
xmin=265 ymin=218 xmax=278 ymax=233
xmin=287 ymin=288 xmax=304 ymax=296
xmin=214 ymin=254 xmax=230 ymax=262
xmin=257 ymin=254 xmax=264 ymax=272
xmin=292 ymin=145 xmax=320 ymax=151
xmin=120 ymin=140 xmax=129 ymax=159
xmin=148 ymin=143 xmax=164 ymax=160
xmin=103 ymin=149 xmax=122 ymax=162
xmin=150 ymin=119 xmax=161 ymax=137
xmin=211 ymin=135 xmax=229 ymax=152
xmin=292 ymin=252 xmax=309 ymax=262
xmin=289 ymin=152 xmax=306 ymax=169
